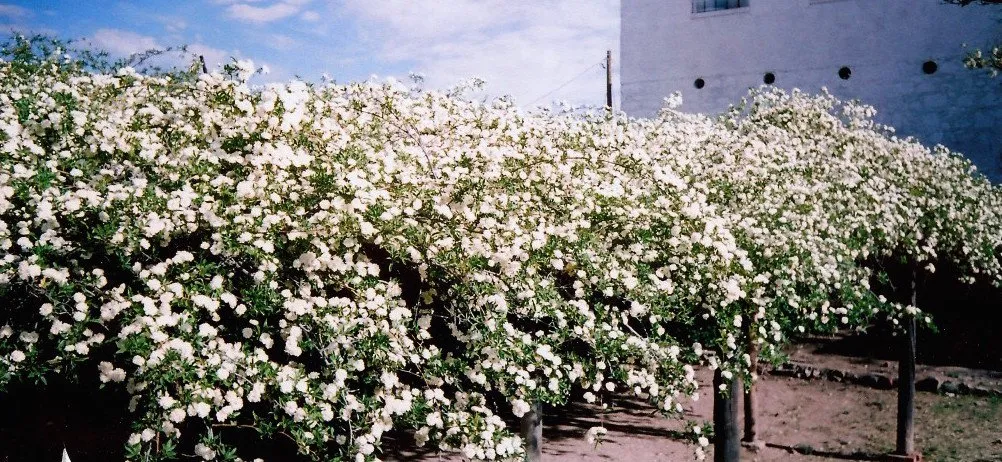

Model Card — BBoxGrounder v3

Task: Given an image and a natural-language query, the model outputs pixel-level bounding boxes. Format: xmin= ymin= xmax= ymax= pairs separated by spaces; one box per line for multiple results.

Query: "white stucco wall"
xmin=621 ymin=0 xmax=1002 ymax=180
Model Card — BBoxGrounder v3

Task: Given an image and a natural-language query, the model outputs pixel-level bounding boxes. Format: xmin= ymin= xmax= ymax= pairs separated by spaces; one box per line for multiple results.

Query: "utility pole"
xmin=606 ymin=49 xmax=613 ymax=109
xmin=199 ymin=55 xmax=208 ymax=74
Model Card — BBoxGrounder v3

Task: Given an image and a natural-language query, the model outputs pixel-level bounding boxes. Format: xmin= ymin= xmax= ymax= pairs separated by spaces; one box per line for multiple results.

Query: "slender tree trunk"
xmin=895 ymin=270 xmax=918 ymax=455
xmin=713 ymin=369 xmax=741 ymax=462
xmin=742 ymin=325 xmax=759 ymax=444
xmin=521 ymin=400 xmax=543 ymax=462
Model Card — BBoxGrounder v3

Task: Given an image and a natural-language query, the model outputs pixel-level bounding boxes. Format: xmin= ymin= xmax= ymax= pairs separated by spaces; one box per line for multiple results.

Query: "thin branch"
xmin=211 ymin=423 xmax=298 ymax=446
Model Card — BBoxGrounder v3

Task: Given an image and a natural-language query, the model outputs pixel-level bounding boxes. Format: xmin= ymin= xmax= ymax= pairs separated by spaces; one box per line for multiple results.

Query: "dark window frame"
xmin=692 ymin=0 xmax=749 ymax=14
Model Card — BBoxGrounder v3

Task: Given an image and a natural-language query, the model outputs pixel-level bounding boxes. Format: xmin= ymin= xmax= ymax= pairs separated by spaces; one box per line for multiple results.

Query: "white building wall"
xmin=621 ymin=0 xmax=1002 ymax=180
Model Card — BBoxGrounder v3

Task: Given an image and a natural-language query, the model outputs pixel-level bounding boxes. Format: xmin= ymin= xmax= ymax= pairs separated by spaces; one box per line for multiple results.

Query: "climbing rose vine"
xmin=1 ymin=37 xmax=999 ymax=461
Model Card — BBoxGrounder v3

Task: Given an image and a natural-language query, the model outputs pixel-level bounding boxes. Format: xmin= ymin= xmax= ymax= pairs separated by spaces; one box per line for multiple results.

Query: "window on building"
xmin=692 ymin=0 xmax=748 ymax=14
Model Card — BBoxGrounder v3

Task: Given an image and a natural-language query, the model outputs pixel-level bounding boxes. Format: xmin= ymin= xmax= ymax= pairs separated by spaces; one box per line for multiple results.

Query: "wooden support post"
xmin=713 ymin=369 xmax=741 ymax=462
xmin=895 ymin=270 xmax=918 ymax=457
xmin=521 ymin=400 xmax=543 ymax=462
xmin=742 ymin=325 xmax=759 ymax=446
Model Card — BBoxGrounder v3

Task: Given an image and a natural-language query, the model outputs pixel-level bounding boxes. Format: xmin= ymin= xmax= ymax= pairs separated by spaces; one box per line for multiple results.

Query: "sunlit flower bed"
xmin=1 ymin=38 xmax=1000 ymax=461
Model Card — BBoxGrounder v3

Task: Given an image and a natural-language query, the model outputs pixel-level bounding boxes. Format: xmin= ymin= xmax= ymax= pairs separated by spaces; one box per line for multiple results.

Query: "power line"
xmin=527 ymin=60 xmax=605 ymax=107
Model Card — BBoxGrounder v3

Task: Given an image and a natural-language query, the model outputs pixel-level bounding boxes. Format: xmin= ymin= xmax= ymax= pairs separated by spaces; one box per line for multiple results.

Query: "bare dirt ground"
xmin=386 ymin=367 xmax=1002 ymax=462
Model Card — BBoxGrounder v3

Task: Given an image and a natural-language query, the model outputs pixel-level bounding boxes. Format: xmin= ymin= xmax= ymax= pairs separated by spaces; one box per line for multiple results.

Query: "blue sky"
xmin=1 ymin=1 xmax=620 ymax=107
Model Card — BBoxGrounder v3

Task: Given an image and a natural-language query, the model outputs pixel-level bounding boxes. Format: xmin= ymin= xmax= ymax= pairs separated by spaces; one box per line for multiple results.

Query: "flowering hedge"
xmin=1 ymin=37 xmax=1000 ymax=461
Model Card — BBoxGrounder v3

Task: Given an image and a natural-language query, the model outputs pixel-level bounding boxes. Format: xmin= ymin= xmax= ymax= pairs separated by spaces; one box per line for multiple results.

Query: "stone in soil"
xmin=915 ymin=376 xmax=940 ymax=392
xmin=741 ymin=440 xmax=766 ymax=452
xmin=940 ymin=380 xmax=961 ymax=394
xmin=859 ymin=373 xmax=895 ymax=389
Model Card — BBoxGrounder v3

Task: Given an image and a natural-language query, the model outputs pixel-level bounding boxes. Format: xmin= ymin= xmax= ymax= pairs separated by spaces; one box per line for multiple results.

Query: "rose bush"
xmin=1 ymin=37 xmax=999 ymax=461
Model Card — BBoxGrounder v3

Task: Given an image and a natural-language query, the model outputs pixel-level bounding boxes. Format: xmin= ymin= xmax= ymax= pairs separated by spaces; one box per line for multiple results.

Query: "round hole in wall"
xmin=838 ymin=66 xmax=851 ymax=80
xmin=694 ymin=78 xmax=705 ymax=89
xmin=923 ymin=60 xmax=938 ymax=75
xmin=763 ymin=72 xmax=776 ymax=85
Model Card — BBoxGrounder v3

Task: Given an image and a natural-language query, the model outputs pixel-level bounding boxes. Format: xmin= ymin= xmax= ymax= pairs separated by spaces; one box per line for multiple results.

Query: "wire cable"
xmin=527 ymin=60 xmax=606 ymax=106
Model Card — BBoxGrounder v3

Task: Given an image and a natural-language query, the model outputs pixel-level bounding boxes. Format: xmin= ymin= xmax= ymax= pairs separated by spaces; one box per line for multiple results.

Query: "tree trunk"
xmin=742 ymin=327 xmax=759 ymax=444
xmin=521 ymin=400 xmax=543 ymax=462
xmin=895 ymin=270 xmax=917 ymax=455
xmin=713 ymin=369 xmax=741 ymax=462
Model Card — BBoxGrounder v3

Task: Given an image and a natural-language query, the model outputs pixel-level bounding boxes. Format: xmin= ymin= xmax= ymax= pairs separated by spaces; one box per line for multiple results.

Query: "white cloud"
xmin=265 ymin=33 xmax=297 ymax=51
xmin=300 ymin=10 xmax=320 ymax=22
xmin=85 ymin=28 xmax=236 ymax=73
xmin=342 ymin=0 xmax=619 ymax=107
xmin=89 ymin=29 xmax=163 ymax=56
xmin=226 ymin=0 xmax=311 ymax=23
xmin=189 ymin=43 xmax=233 ymax=69
xmin=157 ymin=15 xmax=188 ymax=33
xmin=211 ymin=0 xmax=265 ymax=4
xmin=0 ymin=3 xmax=29 ymax=19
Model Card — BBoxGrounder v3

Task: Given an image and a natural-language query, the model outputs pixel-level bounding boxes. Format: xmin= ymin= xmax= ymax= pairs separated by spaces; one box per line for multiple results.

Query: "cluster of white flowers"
xmin=965 ymin=45 xmax=1002 ymax=78
xmin=585 ymin=426 xmax=608 ymax=446
xmin=1 ymin=38 xmax=999 ymax=461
